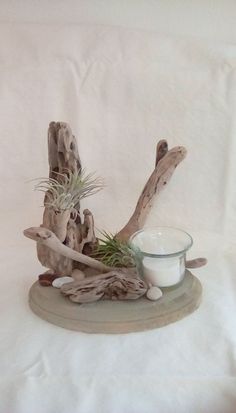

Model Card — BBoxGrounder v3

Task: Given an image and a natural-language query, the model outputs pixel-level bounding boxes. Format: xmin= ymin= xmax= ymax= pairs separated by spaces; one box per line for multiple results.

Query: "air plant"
xmin=34 ymin=169 xmax=104 ymax=211
xmin=92 ymin=231 xmax=135 ymax=268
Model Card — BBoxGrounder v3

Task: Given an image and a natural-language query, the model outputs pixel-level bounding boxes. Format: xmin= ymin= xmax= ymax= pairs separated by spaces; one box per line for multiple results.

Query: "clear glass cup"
xmin=129 ymin=227 xmax=193 ymax=287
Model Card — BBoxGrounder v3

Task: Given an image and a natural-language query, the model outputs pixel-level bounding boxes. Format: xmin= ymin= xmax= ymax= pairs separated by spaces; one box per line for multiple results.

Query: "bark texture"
xmin=115 ymin=141 xmax=187 ymax=242
xmin=37 ymin=122 xmax=97 ymax=275
xmin=61 ymin=270 xmax=147 ymax=303
xmin=24 ymin=226 xmax=110 ymax=274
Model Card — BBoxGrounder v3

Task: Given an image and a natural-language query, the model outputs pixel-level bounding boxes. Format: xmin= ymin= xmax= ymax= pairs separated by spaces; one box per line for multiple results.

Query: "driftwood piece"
xmin=61 ymin=270 xmax=147 ymax=303
xmin=49 ymin=123 xmax=96 ymax=246
xmin=69 ymin=209 xmax=97 ymax=253
xmin=42 ymin=207 xmax=71 ymax=242
xmin=116 ymin=144 xmax=187 ymax=241
xmin=30 ymin=208 xmax=97 ymax=276
xmin=24 ymin=227 xmax=111 ymax=273
xmin=48 ymin=121 xmax=81 ymax=178
xmin=35 ymin=122 xmax=97 ymax=275
xmin=186 ymin=258 xmax=207 ymax=269
xmin=155 ymin=139 xmax=168 ymax=166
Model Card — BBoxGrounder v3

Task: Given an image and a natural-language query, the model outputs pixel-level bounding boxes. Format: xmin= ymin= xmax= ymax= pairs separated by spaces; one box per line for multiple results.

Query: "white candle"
xmin=142 ymin=256 xmax=185 ymax=287
xmin=129 ymin=227 xmax=192 ymax=287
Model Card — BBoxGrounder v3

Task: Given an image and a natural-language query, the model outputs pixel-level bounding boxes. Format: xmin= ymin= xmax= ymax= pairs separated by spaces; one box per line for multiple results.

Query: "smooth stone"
xmin=38 ymin=273 xmax=59 ymax=287
xmin=146 ymin=286 xmax=163 ymax=301
xmin=71 ymin=269 xmax=86 ymax=281
xmin=52 ymin=277 xmax=73 ymax=288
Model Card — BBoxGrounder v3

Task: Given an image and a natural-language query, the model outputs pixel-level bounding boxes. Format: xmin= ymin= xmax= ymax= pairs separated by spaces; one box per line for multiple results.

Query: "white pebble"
xmin=52 ymin=277 xmax=73 ymax=288
xmin=71 ymin=269 xmax=86 ymax=281
xmin=146 ymin=286 xmax=163 ymax=301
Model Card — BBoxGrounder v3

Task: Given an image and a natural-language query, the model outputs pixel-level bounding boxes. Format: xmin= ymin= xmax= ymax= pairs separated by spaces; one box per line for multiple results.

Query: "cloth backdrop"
xmin=0 ymin=23 xmax=236 ymax=413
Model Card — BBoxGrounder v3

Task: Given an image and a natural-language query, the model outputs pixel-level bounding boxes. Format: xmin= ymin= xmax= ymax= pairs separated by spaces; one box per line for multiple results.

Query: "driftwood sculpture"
xmin=24 ymin=121 xmax=206 ymax=303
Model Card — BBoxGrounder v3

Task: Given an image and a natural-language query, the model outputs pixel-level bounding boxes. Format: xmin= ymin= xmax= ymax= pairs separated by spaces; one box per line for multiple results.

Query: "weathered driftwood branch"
xmin=186 ymin=258 xmax=207 ymax=269
xmin=30 ymin=208 xmax=97 ymax=276
xmin=61 ymin=270 xmax=147 ymax=303
xmin=116 ymin=143 xmax=187 ymax=242
xmin=24 ymin=227 xmax=110 ymax=273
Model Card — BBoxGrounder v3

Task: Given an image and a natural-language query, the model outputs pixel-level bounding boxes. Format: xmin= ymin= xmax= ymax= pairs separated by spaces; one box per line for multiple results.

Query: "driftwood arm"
xmin=23 ymin=227 xmax=110 ymax=273
xmin=116 ymin=143 xmax=187 ymax=242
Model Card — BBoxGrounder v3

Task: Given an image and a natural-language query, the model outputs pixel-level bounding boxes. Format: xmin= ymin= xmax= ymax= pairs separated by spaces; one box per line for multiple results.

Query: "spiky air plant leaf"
xmin=34 ymin=169 xmax=104 ymax=211
xmin=92 ymin=231 xmax=135 ymax=268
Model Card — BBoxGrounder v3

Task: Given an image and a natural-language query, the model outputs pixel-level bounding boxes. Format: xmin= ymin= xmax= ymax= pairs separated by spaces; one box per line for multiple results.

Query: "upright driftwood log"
xmin=37 ymin=122 xmax=98 ymax=275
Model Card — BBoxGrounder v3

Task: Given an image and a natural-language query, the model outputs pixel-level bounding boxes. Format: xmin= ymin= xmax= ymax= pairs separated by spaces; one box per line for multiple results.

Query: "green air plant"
xmin=92 ymin=231 xmax=135 ymax=268
xmin=34 ymin=169 xmax=104 ymax=211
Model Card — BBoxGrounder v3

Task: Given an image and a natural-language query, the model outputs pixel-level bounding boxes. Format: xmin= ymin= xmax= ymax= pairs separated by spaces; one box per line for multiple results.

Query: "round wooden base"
xmin=29 ymin=270 xmax=202 ymax=334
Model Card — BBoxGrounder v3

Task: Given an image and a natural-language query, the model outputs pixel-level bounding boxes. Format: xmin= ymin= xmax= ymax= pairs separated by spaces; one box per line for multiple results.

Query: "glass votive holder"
xmin=129 ymin=227 xmax=193 ymax=287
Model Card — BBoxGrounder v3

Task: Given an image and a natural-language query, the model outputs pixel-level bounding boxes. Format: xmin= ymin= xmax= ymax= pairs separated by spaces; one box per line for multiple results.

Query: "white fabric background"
xmin=0 ymin=2 xmax=236 ymax=412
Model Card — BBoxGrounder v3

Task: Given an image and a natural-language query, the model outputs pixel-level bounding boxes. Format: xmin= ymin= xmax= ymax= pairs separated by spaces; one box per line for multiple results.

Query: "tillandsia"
xmin=34 ymin=169 xmax=104 ymax=211
xmin=92 ymin=231 xmax=135 ymax=268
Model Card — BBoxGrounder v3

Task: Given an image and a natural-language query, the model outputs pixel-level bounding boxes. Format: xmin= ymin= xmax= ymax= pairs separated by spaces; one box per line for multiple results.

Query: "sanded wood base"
xmin=28 ymin=270 xmax=202 ymax=334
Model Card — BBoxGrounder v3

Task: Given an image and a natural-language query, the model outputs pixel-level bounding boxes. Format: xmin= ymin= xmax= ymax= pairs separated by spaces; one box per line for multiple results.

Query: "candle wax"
xmin=142 ymin=256 xmax=185 ymax=287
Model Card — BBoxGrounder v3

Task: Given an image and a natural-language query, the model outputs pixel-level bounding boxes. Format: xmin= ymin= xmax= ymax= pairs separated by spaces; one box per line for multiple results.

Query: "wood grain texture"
xmin=48 ymin=121 xmax=81 ymax=177
xmin=115 ymin=144 xmax=187 ymax=242
xmin=24 ymin=226 xmax=110 ymax=273
xmin=186 ymin=258 xmax=207 ymax=268
xmin=61 ymin=270 xmax=147 ymax=303
xmin=28 ymin=122 xmax=98 ymax=275
xmin=29 ymin=270 xmax=202 ymax=334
